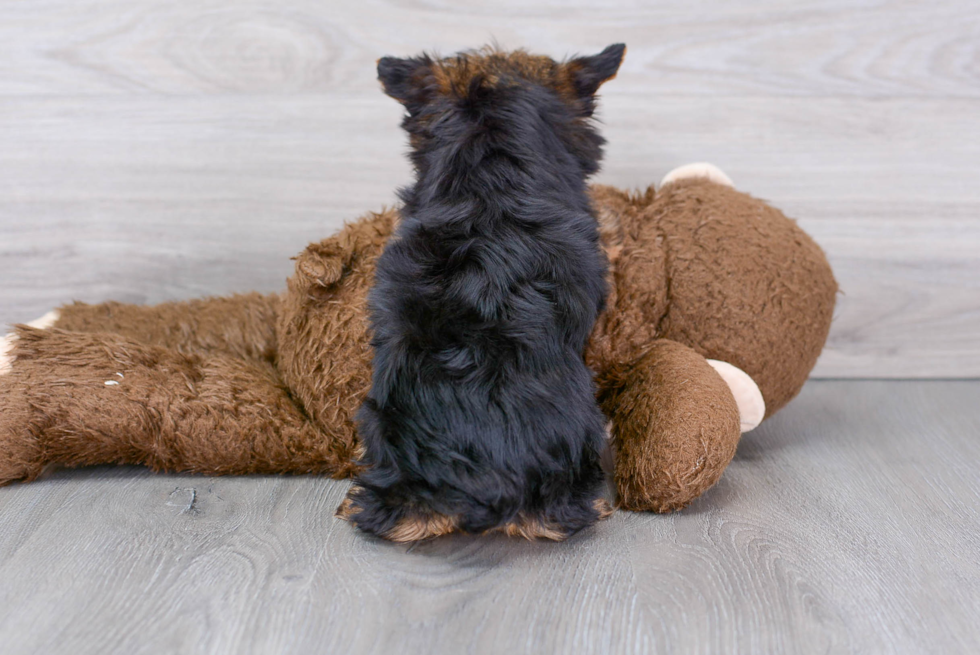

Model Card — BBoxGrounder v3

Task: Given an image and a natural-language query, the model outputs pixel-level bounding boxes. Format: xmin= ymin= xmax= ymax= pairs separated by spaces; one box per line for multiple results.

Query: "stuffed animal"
xmin=0 ymin=163 xmax=837 ymax=514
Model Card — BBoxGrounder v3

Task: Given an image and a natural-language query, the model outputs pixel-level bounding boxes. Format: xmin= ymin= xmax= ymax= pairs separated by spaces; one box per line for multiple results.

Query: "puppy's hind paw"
xmin=499 ymin=516 xmax=569 ymax=541
xmin=337 ymin=485 xmax=459 ymax=542
xmin=500 ymin=499 xmax=612 ymax=541
xmin=593 ymin=497 xmax=614 ymax=520
xmin=384 ymin=513 xmax=458 ymax=542
xmin=334 ymin=495 xmax=359 ymax=521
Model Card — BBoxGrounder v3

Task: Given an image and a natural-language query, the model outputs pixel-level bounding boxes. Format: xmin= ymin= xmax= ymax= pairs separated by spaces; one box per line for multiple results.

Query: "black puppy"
xmin=339 ymin=45 xmax=626 ymax=541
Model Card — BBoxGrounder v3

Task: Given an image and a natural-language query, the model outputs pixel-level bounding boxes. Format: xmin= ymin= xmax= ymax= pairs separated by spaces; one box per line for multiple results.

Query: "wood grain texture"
xmin=1 ymin=0 xmax=978 ymax=376
xmin=0 ymin=0 xmax=977 ymax=98
xmin=1 ymin=380 xmax=978 ymax=654
xmin=2 ymin=94 xmax=978 ymax=377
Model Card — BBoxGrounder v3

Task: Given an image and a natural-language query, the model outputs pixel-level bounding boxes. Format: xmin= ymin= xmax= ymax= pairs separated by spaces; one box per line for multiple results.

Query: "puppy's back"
xmin=342 ymin=44 xmax=626 ymax=541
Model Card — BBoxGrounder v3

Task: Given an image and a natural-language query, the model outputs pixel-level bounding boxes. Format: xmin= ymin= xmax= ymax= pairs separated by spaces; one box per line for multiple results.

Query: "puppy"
xmin=339 ymin=45 xmax=626 ymax=541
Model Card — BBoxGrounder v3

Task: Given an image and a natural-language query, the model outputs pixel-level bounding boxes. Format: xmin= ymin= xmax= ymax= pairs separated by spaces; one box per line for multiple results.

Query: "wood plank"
xmin=0 ymin=0 xmax=976 ymax=98
xmin=1 ymin=380 xmax=978 ymax=653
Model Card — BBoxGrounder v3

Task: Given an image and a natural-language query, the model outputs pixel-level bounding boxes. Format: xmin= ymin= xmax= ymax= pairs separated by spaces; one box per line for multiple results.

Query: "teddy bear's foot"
xmin=705 ymin=359 xmax=766 ymax=432
xmin=0 ymin=377 xmax=45 ymax=485
xmin=0 ymin=422 xmax=45 ymax=485
xmin=610 ymin=340 xmax=743 ymax=512
xmin=0 ymin=309 xmax=60 ymax=375
xmin=660 ymin=162 xmax=734 ymax=188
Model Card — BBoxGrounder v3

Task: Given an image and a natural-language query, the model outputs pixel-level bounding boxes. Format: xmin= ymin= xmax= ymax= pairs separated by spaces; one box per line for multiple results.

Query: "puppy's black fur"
xmin=346 ymin=45 xmax=626 ymax=540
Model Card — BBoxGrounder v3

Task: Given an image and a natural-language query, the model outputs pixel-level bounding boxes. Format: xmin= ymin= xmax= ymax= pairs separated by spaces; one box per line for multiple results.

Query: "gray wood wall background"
xmin=1 ymin=0 xmax=978 ymax=377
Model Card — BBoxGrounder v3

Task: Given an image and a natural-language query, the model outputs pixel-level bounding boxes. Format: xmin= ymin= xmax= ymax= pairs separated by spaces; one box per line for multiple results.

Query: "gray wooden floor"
xmin=0 ymin=380 xmax=978 ymax=654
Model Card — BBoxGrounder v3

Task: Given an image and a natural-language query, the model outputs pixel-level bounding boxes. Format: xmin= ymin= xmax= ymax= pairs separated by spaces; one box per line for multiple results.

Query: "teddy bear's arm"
xmin=292 ymin=209 xmax=398 ymax=290
xmin=607 ymin=339 xmax=742 ymax=512
xmin=0 ymin=325 xmax=358 ymax=485
xmin=53 ymin=292 xmax=281 ymax=363
xmin=43 ymin=208 xmax=399 ymax=362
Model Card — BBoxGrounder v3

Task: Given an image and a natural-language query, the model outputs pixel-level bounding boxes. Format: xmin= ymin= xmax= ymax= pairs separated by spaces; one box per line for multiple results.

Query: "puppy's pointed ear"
xmin=377 ymin=56 xmax=433 ymax=108
xmin=567 ymin=44 xmax=626 ymax=98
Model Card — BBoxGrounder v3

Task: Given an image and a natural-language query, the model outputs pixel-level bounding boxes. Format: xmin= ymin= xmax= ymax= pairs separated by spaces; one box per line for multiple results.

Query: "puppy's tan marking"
xmin=384 ymin=513 xmax=459 ymax=542
xmin=334 ymin=496 xmax=358 ymax=520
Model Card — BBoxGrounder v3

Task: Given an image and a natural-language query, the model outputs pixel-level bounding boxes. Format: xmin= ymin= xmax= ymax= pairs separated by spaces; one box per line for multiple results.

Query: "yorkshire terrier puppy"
xmin=339 ymin=44 xmax=626 ymax=541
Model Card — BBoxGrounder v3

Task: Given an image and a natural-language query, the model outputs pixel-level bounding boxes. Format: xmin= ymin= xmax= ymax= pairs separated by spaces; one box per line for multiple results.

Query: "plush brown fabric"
xmin=585 ymin=180 xmax=837 ymax=419
xmin=0 ymin=180 xmax=837 ymax=513
xmin=643 ymin=180 xmax=837 ymax=417
xmin=57 ymin=293 xmax=280 ymax=363
xmin=275 ymin=209 xmax=399 ymax=479
xmin=606 ymin=340 xmax=741 ymax=512
xmin=0 ymin=327 xmax=338 ymax=485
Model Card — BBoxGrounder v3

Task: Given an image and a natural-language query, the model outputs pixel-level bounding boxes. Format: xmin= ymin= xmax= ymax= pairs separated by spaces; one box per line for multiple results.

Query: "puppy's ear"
xmin=377 ymin=56 xmax=433 ymax=108
xmin=567 ymin=44 xmax=626 ymax=98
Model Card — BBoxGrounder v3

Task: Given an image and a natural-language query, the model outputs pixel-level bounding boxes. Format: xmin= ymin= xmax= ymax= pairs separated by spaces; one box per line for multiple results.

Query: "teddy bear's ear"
xmin=567 ymin=44 xmax=626 ymax=98
xmin=377 ymin=55 xmax=434 ymax=109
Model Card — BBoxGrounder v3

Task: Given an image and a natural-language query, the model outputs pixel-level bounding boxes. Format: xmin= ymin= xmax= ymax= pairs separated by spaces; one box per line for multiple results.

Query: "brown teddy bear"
xmin=0 ymin=163 xmax=836 ymax=515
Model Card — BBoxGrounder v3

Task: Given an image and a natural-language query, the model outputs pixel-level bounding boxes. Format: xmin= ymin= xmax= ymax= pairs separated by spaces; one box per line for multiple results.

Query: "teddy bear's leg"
xmin=660 ymin=162 xmax=734 ymax=188
xmin=605 ymin=339 xmax=743 ymax=512
xmin=0 ymin=326 xmax=357 ymax=485
xmin=51 ymin=292 xmax=281 ymax=362
xmin=0 ymin=314 xmax=59 ymax=480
